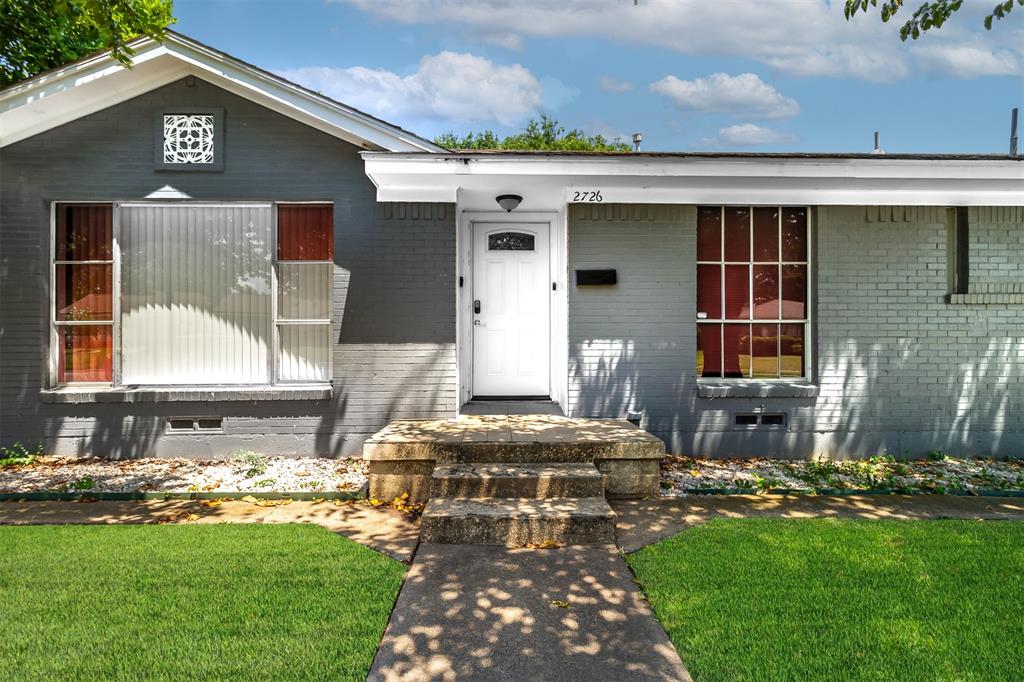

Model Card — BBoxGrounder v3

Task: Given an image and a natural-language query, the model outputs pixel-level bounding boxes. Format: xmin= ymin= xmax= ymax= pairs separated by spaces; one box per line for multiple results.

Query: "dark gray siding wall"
xmin=567 ymin=204 xmax=1024 ymax=459
xmin=0 ymin=77 xmax=456 ymax=458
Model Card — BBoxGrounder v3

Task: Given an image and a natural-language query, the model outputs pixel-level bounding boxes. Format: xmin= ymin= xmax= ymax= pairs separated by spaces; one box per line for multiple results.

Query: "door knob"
xmin=473 ymin=320 xmax=482 ymax=326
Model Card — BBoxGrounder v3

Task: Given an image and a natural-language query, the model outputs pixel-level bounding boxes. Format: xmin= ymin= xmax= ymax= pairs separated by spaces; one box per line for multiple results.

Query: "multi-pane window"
xmin=276 ymin=205 xmax=333 ymax=383
xmin=696 ymin=206 xmax=809 ymax=379
xmin=53 ymin=205 xmax=114 ymax=383
xmin=51 ymin=202 xmax=333 ymax=387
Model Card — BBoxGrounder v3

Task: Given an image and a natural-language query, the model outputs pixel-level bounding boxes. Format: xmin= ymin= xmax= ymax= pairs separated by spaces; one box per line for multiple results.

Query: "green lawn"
xmin=628 ymin=519 xmax=1024 ymax=682
xmin=0 ymin=524 xmax=406 ymax=681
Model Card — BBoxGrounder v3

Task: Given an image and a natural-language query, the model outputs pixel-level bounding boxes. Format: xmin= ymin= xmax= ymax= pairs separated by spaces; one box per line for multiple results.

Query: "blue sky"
xmin=174 ymin=0 xmax=1023 ymax=153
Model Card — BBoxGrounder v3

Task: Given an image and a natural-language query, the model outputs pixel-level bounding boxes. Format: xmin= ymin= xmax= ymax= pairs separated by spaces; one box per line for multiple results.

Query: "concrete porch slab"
xmin=364 ymin=415 xmax=664 ymax=460
xmin=364 ymin=415 xmax=666 ymax=501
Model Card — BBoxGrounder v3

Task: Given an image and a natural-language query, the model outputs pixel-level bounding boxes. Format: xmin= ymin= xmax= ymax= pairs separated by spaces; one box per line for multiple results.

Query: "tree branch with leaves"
xmin=844 ymin=0 xmax=1022 ymax=40
xmin=1 ymin=0 xmax=175 ymax=87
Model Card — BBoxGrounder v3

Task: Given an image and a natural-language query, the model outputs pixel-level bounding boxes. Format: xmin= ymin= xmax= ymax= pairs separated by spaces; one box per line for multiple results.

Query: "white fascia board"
xmin=1 ymin=36 xmax=443 ymax=152
xmin=362 ymin=155 xmax=1024 ymax=207
xmin=1 ymin=57 xmax=187 ymax=147
xmin=161 ymin=37 xmax=442 ymax=152
xmin=377 ymin=186 xmax=459 ymax=203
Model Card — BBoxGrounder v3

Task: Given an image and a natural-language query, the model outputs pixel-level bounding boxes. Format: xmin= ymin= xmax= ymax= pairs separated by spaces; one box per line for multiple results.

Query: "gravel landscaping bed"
xmin=0 ymin=454 xmax=367 ymax=494
xmin=4 ymin=450 xmax=1021 ymax=498
xmin=661 ymin=454 xmax=1024 ymax=495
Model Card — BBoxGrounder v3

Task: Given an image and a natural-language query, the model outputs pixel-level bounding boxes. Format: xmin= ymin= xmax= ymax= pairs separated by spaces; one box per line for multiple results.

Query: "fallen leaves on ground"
xmin=549 ymin=599 xmax=572 ymax=609
xmin=525 ymin=539 xmax=562 ymax=549
xmin=239 ymin=495 xmax=292 ymax=507
xmin=387 ymin=491 xmax=425 ymax=519
xmin=157 ymin=509 xmax=201 ymax=524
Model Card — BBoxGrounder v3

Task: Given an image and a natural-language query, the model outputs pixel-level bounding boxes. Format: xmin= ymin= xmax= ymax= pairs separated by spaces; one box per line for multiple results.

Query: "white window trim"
xmin=48 ymin=200 xmax=334 ymax=390
xmin=695 ymin=205 xmax=814 ymax=383
xmin=48 ymin=201 xmax=117 ymax=388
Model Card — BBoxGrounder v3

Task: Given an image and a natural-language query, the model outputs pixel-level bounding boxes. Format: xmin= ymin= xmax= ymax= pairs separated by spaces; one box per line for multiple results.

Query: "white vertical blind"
xmin=119 ymin=204 xmax=273 ymax=385
xmin=277 ymin=263 xmax=331 ymax=320
xmin=278 ymin=324 xmax=331 ymax=382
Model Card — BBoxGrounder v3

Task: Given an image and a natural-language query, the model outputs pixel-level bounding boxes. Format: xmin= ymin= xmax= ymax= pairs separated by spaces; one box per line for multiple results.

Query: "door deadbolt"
xmin=473 ymin=299 xmax=481 ymax=314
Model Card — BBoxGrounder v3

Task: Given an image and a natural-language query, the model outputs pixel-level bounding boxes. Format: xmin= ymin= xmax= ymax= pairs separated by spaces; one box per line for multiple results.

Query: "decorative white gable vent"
xmin=154 ymin=108 xmax=223 ymax=170
xmin=163 ymin=114 xmax=214 ymax=163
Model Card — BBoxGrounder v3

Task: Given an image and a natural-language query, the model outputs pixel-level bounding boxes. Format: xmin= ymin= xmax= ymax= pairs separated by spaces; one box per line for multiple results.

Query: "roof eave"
xmin=0 ymin=32 xmax=445 ymax=153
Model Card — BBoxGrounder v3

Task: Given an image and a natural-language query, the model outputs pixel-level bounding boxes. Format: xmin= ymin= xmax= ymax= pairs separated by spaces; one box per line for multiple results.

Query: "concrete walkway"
xmin=368 ymin=543 xmax=690 ymax=682
xmin=612 ymin=494 xmax=1024 ymax=552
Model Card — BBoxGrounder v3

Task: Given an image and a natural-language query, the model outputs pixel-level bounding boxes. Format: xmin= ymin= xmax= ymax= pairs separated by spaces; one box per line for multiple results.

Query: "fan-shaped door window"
xmin=488 ymin=232 xmax=535 ymax=251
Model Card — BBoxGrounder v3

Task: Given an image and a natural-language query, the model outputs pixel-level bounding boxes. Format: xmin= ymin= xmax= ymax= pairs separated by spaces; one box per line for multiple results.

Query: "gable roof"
xmin=0 ymin=31 xmax=444 ymax=152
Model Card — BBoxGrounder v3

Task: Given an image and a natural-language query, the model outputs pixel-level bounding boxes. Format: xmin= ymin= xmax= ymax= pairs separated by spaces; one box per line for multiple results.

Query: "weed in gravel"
xmin=69 ymin=476 xmax=95 ymax=491
xmin=253 ymin=478 xmax=275 ymax=488
xmin=0 ymin=442 xmax=42 ymax=468
xmin=234 ymin=451 xmax=268 ymax=479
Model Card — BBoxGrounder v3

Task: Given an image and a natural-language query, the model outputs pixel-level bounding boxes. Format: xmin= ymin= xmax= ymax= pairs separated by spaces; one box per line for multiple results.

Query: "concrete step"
xmin=445 ymin=440 xmax=664 ymax=464
xmin=431 ymin=463 xmax=605 ymax=499
xmin=419 ymin=497 xmax=616 ymax=546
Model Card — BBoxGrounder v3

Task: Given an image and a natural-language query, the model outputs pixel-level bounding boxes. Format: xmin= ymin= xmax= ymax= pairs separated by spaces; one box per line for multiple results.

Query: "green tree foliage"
xmin=1 ymin=0 xmax=175 ymax=87
xmin=844 ymin=0 xmax=1021 ymax=40
xmin=435 ymin=114 xmax=632 ymax=151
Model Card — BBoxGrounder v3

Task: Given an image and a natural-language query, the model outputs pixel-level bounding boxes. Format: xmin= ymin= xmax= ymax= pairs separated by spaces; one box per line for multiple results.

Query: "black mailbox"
xmin=575 ymin=269 xmax=617 ymax=286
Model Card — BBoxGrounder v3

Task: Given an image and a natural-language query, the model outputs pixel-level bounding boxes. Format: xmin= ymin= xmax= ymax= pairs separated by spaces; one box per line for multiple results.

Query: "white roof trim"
xmin=0 ymin=33 xmax=444 ymax=152
xmin=362 ymin=153 xmax=1024 ymax=207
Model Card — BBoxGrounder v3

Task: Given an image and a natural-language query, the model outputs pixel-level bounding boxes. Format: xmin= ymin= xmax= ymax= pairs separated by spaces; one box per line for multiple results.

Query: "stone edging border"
xmin=0 ymin=490 xmax=366 ymax=502
xmin=3 ymin=488 xmax=1023 ymax=502
xmin=678 ymin=487 xmax=1024 ymax=497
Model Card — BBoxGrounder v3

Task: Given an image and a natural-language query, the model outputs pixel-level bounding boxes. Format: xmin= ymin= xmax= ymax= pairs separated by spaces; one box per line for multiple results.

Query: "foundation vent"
xmin=167 ymin=417 xmax=224 ymax=433
xmin=734 ymin=412 xmax=787 ymax=428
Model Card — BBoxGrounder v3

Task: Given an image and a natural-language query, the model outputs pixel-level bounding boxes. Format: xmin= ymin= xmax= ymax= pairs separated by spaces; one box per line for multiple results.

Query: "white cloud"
xmin=335 ymin=0 xmax=932 ymax=81
xmin=650 ymin=73 xmax=799 ymax=119
xmin=478 ymin=32 xmax=523 ymax=50
xmin=599 ymin=75 xmax=634 ymax=93
xmin=582 ymin=119 xmax=630 ymax=145
xmin=913 ymin=44 xmax=1022 ymax=77
xmin=717 ymin=123 xmax=793 ymax=146
xmin=280 ymin=51 xmax=542 ymax=126
xmin=338 ymin=0 xmax=1024 ymax=81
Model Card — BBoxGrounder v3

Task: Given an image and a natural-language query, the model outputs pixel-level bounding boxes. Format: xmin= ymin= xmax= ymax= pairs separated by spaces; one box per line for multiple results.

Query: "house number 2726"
xmin=572 ymin=190 xmax=603 ymax=202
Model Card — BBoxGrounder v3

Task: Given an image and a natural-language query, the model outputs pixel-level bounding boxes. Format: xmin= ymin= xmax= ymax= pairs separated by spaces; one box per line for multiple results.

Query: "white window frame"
xmin=696 ymin=205 xmax=813 ymax=382
xmin=273 ymin=201 xmax=334 ymax=385
xmin=48 ymin=200 xmax=334 ymax=389
xmin=49 ymin=201 xmax=118 ymax=387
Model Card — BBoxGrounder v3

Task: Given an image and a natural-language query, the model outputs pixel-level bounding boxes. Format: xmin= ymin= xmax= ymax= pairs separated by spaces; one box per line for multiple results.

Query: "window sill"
xmin=697 ymin=382 xmax=818 ymax=399
xmin=40 ymin=385 xmax=333 ymax=404
xmin=947 ymin=293 xmax=1024 ymax=306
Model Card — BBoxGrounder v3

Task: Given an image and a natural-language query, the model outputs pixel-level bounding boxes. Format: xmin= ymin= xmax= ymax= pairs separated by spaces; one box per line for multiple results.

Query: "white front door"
xmin=472 ymin=222 xmax=550 ymax=397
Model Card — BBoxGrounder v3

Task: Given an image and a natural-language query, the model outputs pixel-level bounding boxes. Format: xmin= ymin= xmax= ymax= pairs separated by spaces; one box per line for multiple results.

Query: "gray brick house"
xmin=2 ymin=33 xmax=1022 ymax=460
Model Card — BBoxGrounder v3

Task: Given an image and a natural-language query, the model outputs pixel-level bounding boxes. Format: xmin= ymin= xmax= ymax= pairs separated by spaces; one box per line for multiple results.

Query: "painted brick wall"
xmin=568 ymin=204 xmax=1023 ymax=458
xmin=0 ymin=77 xmax=456 ymax=458
xmin=968 ymin=206 xmax=1024 ymax=291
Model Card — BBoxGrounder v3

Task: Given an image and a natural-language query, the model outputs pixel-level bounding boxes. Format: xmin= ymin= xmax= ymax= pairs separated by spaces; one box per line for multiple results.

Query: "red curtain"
xmin=277 ymin=205 xmax=334 ymax=260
